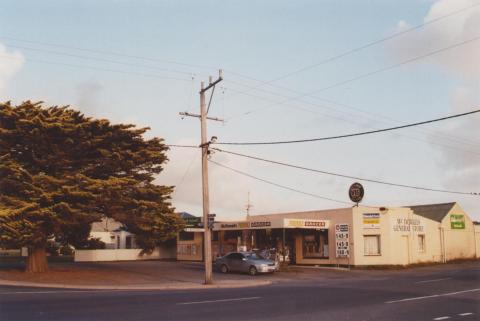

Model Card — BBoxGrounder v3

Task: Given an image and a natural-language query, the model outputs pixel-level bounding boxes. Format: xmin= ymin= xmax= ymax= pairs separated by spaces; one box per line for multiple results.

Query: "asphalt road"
xmin=1 ymin=262 xmax=479 ymax=321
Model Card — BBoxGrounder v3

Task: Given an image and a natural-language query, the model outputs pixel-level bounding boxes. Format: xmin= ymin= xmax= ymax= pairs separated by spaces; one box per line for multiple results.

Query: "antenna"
xmin=245 ymin=191 xmax=253 ymax=219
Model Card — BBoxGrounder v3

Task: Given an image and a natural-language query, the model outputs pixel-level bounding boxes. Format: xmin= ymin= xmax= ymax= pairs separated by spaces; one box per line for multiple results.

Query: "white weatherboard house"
xmin=74 ymin=218 xmax=176 ymax=262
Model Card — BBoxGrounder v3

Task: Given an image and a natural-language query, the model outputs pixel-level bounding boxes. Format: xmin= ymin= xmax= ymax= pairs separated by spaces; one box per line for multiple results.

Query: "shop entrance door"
xmin=399 ymin=236 xmax=410 ymax=265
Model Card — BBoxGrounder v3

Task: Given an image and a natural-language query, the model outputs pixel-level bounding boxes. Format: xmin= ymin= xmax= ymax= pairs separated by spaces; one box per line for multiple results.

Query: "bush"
xmin=83 ymin=238 xmax=106 ymax=250
xmin=46 ymin=241 xmax=60 ymax=256
xmin=59 ymin=245 xmax=74 ymax=256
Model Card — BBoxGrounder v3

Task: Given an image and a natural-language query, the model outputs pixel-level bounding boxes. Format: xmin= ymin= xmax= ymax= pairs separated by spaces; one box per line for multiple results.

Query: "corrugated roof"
xmin=408 ymin=202 xmax=456 ymax=222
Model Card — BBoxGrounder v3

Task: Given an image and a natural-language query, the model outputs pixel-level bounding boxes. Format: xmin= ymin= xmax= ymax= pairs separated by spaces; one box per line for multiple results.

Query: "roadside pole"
xmin=180 ymin=70 xmax=223 ymax=285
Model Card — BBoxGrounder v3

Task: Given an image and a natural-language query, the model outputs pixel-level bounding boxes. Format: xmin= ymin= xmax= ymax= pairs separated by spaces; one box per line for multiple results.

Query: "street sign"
xmin=348 ymin=182 xmax=364 ymax=203
xmin=208 ymin=213 xmax=215 ymax=229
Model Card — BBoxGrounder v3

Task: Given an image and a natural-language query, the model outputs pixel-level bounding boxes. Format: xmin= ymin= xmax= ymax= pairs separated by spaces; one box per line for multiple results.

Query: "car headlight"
xmin=260 ymin=264 xmax=267 ymax=268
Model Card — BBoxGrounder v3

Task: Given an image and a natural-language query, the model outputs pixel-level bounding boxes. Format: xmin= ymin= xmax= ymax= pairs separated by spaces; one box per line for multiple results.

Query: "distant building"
xmin=178 ymin=202 xmax=480 ymax=266
xmin=90 ymin=218 xmax=137 ymax=249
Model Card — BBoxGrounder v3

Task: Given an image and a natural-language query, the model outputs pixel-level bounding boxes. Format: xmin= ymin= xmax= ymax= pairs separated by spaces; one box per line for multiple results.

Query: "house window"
xmin=418 ymin=234 xmax=426 ymax=253
xmin=364 ymin=235 xmax=381 ymax=256
xmin=179 ymin=231 xmax=195 ymax=241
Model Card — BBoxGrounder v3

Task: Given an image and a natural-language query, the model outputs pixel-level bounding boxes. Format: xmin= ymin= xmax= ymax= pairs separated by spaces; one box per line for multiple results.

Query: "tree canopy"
xmin=0 ymin=101 xmax=183 ymax=271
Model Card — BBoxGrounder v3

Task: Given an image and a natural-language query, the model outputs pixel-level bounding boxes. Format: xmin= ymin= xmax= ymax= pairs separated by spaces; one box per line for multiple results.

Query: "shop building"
xmin=177 ymin=202 xmax=480 ymax=266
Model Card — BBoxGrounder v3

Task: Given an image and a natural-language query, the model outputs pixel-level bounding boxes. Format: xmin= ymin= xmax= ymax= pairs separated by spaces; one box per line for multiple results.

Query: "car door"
xmin=229 ymin=253 xmax=244 ymax=272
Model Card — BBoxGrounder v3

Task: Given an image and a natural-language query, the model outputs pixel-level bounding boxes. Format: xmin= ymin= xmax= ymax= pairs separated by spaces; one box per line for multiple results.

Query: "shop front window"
xmin=303 ymin=230 xmax=329 ymax=259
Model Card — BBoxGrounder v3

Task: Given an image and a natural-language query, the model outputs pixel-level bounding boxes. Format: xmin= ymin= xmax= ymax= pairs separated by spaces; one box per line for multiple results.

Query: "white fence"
xmin=74 ymin=247 xmax=176 ymax=262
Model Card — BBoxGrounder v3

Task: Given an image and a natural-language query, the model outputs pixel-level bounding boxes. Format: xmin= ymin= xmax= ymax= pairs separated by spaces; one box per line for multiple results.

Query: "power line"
xmin=0 ymin=54 xmax=194 ymax=83
xmin=221 ymin=84 xmax=480 ymax=154
xmin=4 ymin=32 xmax=477 ymax=150
xmin=209 ymin=159 xmax=353 ymax=206
xmin=214 ymin=108 xmax=480 ymax=146
xmin=0 ymin=35 xmax=218 ymax=71
xmin=229 ymin=35 xmax=480 ymax=117
xmin=212 ymin=148 xmax=479 ymax=196
xmin=224 ymin=2 xmax=480 ymax=96
xmin=5 ymin=44 xmax=200 ymax=77
xmin=166 ymin=144 xmax=199 ymax=148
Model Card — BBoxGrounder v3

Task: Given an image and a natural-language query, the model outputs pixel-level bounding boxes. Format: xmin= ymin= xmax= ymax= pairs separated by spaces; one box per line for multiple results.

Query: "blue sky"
xmin=1 ymin=0 xmax=479 ymax=220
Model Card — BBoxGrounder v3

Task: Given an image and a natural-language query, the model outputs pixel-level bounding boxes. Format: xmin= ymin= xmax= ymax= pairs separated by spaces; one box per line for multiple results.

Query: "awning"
xmin=213 ymin=218 xmax=329 ymax=230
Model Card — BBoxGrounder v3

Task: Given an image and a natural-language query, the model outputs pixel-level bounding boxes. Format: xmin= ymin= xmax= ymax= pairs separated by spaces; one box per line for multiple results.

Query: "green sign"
xmin=183 ymin=217 xmax=201 ymax=228
xmin=450 ymin=214 xmax=465 ymax=229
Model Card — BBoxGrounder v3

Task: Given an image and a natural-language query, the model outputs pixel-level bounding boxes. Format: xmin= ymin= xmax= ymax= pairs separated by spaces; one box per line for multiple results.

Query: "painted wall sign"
xmin=335 ymin=224 xmax=350 ymax=258
xmin=450 ymin=214 xmax=465 ymax=229
xmin=363 ymin=213 xmax=380 ymax=229
xmin=392 ymin=218 xmax=425 ymax=233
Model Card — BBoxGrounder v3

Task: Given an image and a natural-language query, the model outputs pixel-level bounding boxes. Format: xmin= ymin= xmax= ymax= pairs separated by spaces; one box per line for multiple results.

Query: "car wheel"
xmin=249 ymin=266 xmax=257 ymax=276
xmin=220 ymin=264 xmax=229 ymax=273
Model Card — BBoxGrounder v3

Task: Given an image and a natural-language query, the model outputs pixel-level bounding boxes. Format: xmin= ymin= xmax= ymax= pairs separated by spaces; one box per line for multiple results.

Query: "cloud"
xmin=389 ymin=0 xmax=480 ymax=81
xmin=390 ymin=0 xmax=480 ymax=218
xmin=75 ymin=81 xmax=104 ymax=117
xmin=0 ymin=43 xmax=24 ymax=95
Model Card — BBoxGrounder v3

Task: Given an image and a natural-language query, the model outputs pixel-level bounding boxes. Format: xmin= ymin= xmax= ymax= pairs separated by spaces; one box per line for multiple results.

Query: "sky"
xmin=1 ymin=0 xmax=479 ymax=220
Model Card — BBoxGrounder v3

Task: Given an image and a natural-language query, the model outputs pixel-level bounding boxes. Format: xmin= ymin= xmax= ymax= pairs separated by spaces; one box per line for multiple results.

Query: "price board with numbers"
xmin=335 ymin=224 xmax=350 ymax=258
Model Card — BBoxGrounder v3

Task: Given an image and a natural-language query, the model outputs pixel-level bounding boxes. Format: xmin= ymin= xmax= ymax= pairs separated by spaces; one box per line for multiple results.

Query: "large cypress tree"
xmin=0 ymin=101 xmax=183 ymax=272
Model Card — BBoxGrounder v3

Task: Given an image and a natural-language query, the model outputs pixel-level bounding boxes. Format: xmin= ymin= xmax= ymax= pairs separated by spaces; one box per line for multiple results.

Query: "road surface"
xmin=1 ymin=262 xmax=479 ymax=321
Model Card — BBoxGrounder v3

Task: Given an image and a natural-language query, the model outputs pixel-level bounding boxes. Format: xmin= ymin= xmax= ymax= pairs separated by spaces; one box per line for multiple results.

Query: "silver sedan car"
xmin=215 ymin=252 xmax=278 ymax=275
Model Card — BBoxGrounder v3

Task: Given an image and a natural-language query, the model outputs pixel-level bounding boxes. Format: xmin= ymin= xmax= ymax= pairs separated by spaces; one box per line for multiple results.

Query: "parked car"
xmin=215 ymin=251 xmax=278 ymax=276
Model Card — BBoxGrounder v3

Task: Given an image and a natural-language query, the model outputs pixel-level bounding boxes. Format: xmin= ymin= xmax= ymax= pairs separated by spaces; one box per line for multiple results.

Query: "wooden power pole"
xmin=180 ymin=70 xmax=223 ymax=284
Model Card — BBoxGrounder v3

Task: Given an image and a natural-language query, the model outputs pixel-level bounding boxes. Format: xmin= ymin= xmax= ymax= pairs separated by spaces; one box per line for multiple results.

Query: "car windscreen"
xmin=245 ymin=253 xmax=264 ymax=260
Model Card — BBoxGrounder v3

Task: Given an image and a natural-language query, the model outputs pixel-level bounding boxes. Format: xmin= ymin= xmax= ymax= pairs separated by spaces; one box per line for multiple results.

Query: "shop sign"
xmin=392 ymin=218 xmax=425 ymax=233
xmin=335 ymin=224 xmax=349 ymax=258
xmin=450 ymin=214 xmax=465 ymax=229
xmin=250 ymin=221 xmax=271 ymax=228
xmin=349 ymin=182 xmax=364 ymax=203
xmin=183 ymin=217 xmax=201 ymax=228
xmin=238 ymin=222 xmax=250 ymax=228
xmin=220 ymin=223 xmax=238 ymax=229
xmin=363 ymin=213 xmax=380 ymax=229
xmin=284 ymin=219 xmax=329 ymax=229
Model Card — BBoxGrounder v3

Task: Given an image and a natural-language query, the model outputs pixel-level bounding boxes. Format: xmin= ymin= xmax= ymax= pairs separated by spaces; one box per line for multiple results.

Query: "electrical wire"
xmin=0 ymin=35 xmax=217 ymax=71
xmin=212 ymin=148 xmax=479 ymax=196
xmin=223 ymin=2 xmax=480 ymax=96
xmin=214 ymin=108 xmax=480 ymax=146
xmin=166 ymin=144 xmax=199 ymax=148
xmin=223 ymin=84 xmax=480 ymax=151
xmin=4 ymin=44 xmax=198 ymax=77
xmin=0 ymin=54 xmax=194 ymax=82
xmin=229 ymin=35 xmax=480 ymax=118
xmin=209 ymin=159 xmax=353 ymax=206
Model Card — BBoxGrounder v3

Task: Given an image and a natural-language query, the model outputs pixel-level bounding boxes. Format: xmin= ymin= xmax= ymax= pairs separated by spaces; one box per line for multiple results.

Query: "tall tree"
xmin=0 ymin=101 xmax=183 ymax=272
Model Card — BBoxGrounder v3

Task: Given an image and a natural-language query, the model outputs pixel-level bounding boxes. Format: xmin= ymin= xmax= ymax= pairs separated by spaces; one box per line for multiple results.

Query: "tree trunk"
xmin=26 ymin=247 xmax=49 ymax=273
